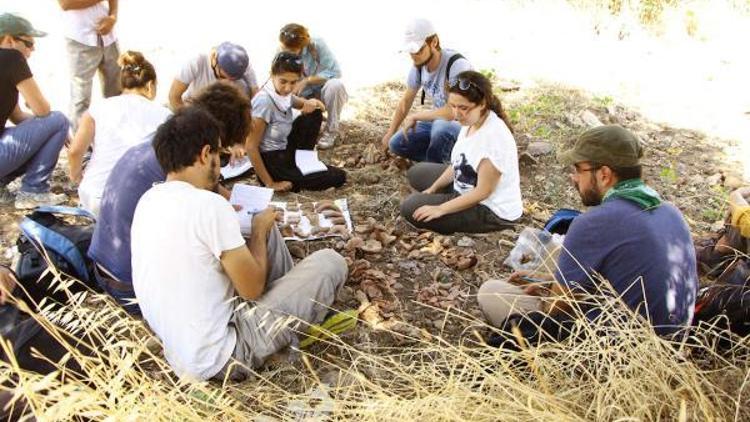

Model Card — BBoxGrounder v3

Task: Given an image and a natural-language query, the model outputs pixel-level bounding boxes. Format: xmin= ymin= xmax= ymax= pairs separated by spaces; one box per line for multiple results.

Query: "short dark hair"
xmin=271 ymin=51 xmax=303 ymax=75
xmin=192 ymin=81 xmax=250 ymax=147
xmin=592 ymin=162 xmax=643 ymax=181
xmin=153 ymin=107 xmax=221 ymax=174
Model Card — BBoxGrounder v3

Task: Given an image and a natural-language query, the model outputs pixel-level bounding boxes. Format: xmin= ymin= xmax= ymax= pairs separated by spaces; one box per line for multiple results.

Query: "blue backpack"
xmin=543 ymin=208 xmax=581 ymax=235
xmin=14 ymin=206 xmax=101 ymax=307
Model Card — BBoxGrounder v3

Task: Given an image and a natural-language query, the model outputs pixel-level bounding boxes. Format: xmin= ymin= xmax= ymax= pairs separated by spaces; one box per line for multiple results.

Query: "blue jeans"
xmin=0 ymin=111 xmax=69 ymax=193
xmin=388 ymin=119 xmax=461 ymax=163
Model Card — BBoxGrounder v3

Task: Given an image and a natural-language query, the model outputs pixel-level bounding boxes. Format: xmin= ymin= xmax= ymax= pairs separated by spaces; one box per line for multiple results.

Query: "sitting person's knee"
xmin=309 ymin=249 xmax=348 ymax=281
xmin=323 ymin=79 xmax=345 ymax=93
xmin=47 ymin=111 xmax=70 ymax=131
xmin=399 ymin=195 xmax=421 ymax=222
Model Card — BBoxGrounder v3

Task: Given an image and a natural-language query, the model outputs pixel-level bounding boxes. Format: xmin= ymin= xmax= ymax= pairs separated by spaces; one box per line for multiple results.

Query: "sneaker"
xmin=15 ymin=191 xmax=67 ymax=210
xmin=317 ymin=131 xmax=337 ymax=150
xmin=0 ymin=186 xmax=14 ymax=206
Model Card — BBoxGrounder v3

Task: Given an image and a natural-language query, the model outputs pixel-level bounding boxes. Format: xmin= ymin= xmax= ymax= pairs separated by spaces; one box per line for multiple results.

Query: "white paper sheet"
xmin=295 ymin=150 xmax=327 ymax=176
xmin=221 ymin=156 xmax=253 ymax=180
xmin=230 ymin=184 xmax=274 ymax=235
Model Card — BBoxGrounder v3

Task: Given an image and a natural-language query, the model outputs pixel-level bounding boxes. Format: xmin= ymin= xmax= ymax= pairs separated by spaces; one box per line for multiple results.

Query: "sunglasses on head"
xmin=13 ymin=36 xmax=34 ymax=49
xmin=273 ymin=52 xmax=303 ymax=67
xmin=448 ymin=77 xmax=479 ymax=92
xmin=281 ymin=30 xmax=301 ymax=40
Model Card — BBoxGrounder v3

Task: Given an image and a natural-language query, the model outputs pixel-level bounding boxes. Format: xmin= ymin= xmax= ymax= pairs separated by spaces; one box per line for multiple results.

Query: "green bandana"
xmin=602 ymin=178 xmax=662 ymax=210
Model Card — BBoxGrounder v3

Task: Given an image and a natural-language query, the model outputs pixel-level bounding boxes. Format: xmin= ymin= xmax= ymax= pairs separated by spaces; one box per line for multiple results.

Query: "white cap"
xmin=402 ymin=18 xmax=436 ymax=54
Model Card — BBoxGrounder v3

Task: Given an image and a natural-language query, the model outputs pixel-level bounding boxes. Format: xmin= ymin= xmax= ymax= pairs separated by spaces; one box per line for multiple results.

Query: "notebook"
xmin=229 ymin=184 xmax=274 ymax=235
xmin=295 ymin=150 xmax=327 ymax=176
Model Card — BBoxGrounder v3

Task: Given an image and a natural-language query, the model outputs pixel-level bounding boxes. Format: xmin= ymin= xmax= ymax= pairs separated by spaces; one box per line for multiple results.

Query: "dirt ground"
xmin=1 ymin=78 xmax=743 ymax=353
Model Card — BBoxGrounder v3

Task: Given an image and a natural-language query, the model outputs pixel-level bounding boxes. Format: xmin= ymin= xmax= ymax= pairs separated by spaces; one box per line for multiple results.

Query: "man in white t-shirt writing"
xmin=58 ymin=0 xmax=121 ymax=131
xmin=131 ymin=106 xmax=348 ymax=381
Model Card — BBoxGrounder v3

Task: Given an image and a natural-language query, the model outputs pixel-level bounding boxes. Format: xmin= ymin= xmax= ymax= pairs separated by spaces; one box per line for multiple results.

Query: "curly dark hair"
xmin=191 ymin=81 xmax=251 ymax=147
xmin=153 ymin=107 xmax=221 ymax=174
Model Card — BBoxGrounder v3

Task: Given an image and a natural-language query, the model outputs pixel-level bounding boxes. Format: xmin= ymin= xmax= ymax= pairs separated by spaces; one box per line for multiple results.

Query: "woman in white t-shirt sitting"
xmin=68 ymin=51 xmax=171 ymax=215
xmin=400 ymin=70 xmax=523 ymax=234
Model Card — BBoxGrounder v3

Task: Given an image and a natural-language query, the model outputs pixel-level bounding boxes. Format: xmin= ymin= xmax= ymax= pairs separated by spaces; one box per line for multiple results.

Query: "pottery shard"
xmin=526 ymin=141 xmax=553 ymax=157
xmin=360 ymin=239 xmax=383 ymax=253
xmin=580 ymin=110 xmax=603 ymax=128
xmin=345 ymin=237 xmax=365 ymax=251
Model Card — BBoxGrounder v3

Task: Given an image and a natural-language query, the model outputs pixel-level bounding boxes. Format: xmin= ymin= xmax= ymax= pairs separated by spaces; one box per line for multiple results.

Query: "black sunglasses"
xmin=448 ymin=77 xmax=479 ymax=92
xmin=13 ymin=36 xmax=34 ymax=49
xmin=274 ymin=52 xmax=303 ymax=67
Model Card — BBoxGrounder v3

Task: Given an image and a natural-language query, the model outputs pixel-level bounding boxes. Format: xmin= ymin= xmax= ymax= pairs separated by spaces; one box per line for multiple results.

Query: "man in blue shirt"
xmin=478 ymin=125 xmax=698 ymax=337
xmin=88 ymin=82 xmax=251 ymax=314
xmin=279 ymin=23 xmax=347 ymax=150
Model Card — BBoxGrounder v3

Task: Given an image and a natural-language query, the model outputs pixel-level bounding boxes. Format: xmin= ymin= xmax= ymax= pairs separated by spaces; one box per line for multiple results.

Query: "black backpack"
xmin=415 ymin=53 xmax=466 ymax=105
xmin=14 ymin=206 xmax=101 ymax=308
xmin=693 ymin=283 xmax=750 ymax=337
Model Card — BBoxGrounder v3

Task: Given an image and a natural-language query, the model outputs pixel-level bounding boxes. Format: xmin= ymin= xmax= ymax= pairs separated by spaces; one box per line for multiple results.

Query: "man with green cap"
xmin=477 ymin=125 xmax=698 ymax=338
xmin=0 ymin=14 xmax=69 ymax=209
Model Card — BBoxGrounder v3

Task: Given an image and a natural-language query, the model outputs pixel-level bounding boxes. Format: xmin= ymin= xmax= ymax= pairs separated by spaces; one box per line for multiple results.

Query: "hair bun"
xmin=118 ymin=50 xmax=146 ymax=71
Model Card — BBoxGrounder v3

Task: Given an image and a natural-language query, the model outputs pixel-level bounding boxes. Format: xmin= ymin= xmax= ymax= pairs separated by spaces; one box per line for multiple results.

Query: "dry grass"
xmin=1 ymin=266 xmax=750 ymax=421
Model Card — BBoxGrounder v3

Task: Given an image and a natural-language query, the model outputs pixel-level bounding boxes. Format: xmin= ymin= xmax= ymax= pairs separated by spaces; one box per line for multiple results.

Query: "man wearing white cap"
xmin=168 ymin=42 xmax=259 ymax=111
xmin=381 ymin=18 xmax=472 ymax=164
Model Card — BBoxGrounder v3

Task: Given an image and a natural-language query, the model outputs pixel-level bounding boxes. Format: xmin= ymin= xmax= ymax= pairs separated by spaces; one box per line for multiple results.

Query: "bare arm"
xmin=221 ymin=208 xmax=276 ymax=300
xmin=381 ymin=88 xmax=418 ymax=147
xmin=424 ymin=165 xmax=455 ymax=193
xmin=217 ymin=184 xmax=231 ymax=200
xmin=95 ymin=0 xmax=117 ymax=35
xmin=107 ymin=0 xmax=117 ymax=17
xmin=8 ymin=105 xmax=32 ymax=125
xmin=16 ymin=77 xmax=50 ymax=117
xmin=68 ymin=113 xmax=95 ymax=183
xmin=244 ymin=117 xmax=291 ymax=192
xmin=57 ymin=0 xmax=101 ymax=10
xmin=409 ymin=104 xmax=454 ymax=123
xmin=413 ymin=159 xmax=501 ymax=222
xmin=168 ymin=79 xmax=188 ymax=111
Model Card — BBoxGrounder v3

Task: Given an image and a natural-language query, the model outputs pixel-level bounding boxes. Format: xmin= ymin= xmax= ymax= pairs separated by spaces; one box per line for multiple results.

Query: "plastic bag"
xmin=503 ymin=228 xmax=565 ymax=272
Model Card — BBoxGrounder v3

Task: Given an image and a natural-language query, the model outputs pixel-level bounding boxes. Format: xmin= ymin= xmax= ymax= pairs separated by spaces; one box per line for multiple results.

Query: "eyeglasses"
xmin=13 ymin=36 xmax=34 ymax=49
xmin=448 ymin=77 xmax=479 ymax=92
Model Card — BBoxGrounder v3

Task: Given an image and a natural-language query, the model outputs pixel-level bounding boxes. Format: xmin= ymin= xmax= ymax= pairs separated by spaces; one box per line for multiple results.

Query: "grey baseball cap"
xmin=0 ymin=13 xmax=47 ymax=38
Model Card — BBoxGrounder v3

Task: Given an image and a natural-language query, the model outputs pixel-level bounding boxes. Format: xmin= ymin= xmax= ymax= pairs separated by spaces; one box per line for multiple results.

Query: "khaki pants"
xmin=215 ymin=228 xmax=347 ymax=381
xmin=303 ymin=79 xmax=348 ymax=134
xmin=66 ymin=38 xmax=122 ymax=131
xmin=477 ymin=279 xmax=542 ymax=327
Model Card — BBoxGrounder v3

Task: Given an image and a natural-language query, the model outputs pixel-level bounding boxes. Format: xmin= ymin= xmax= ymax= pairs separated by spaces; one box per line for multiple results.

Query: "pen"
xmin=520 ymin=276 xmax=552 ymax=284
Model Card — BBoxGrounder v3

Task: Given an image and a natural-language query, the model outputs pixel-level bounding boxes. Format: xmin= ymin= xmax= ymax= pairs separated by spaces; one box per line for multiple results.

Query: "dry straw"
xmin=0 ymin=259 xmax=749 ymax=421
